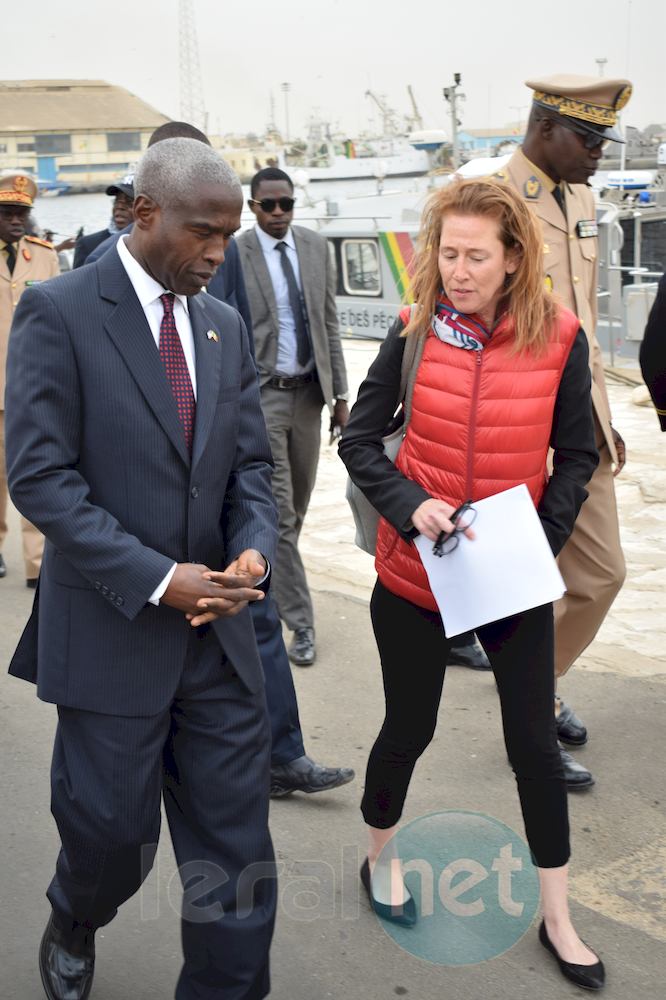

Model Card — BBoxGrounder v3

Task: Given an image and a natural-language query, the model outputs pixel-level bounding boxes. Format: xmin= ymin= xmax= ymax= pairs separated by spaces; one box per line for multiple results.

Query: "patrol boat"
xmin=290 ymin=177 xmax=665 ymax=364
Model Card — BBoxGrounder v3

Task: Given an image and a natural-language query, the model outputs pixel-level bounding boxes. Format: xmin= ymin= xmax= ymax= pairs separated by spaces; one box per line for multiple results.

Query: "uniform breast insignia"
xmin=576 ymin=220 xmax=598 ymax=238
xmin=24 ymin=280 xmax=43 ymax=286
xmin=524 ymin=176 xmax=542 ymax=199
xmin=544 ymin=275 xmax=553 ymax=292
xmin=22 ymin=247 xmax=32 ymax=261
xmin=206 ymin=330 xmax=219 ymax=342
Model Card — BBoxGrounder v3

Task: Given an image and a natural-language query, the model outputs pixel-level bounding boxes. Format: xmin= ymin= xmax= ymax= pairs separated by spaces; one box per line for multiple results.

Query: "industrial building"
xmin=0 ymin=80 xmax=170 ymax=191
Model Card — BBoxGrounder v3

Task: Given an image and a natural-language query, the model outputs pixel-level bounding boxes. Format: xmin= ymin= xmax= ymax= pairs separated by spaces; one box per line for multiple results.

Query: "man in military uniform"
xmin=495 ymin=75 xmax=631 ymax=790
xmin=0 ymin=172 xmax=59 ymax=585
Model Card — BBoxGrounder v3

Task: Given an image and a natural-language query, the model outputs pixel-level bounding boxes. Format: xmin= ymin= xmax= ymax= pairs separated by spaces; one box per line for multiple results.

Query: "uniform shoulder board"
xmin=25 ymin=235 xmax=56 ymax=250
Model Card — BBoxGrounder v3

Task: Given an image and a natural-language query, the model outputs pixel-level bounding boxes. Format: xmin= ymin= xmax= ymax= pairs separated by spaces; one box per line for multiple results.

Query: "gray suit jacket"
xmin=5 ymin=248 xmax=278 ymax=714
xmin=236 ymin=225 xmax=348 ymax=412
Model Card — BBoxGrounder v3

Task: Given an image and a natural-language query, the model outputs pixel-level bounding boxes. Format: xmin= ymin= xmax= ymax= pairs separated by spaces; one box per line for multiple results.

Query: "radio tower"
xmin=179 ymin=0 xmax=207 ymax=131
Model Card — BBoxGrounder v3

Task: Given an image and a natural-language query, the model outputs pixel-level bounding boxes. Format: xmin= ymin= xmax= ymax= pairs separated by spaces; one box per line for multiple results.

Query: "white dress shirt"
xmin=115 ymin=236 xmax=268 ymax=604
xmin=116 ymin=235 xmax=197 ymax=398
xmin=116 ymin=235 xmax=194 ymax=603
xmin=254 ymin=224 xmax=314 ymax=376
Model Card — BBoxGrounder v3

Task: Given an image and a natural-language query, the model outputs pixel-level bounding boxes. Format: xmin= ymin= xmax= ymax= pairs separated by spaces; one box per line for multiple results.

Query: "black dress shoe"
xmin=39 ymin=911 xmax=95 ymax=1000
xmin=26 ymin=577 xmax=38 ymax=589
xmin=288 ymin=627 xmax=315 ymax=666
xmin=556 ymin=698 xmax=588 ymax=746
xmin=539 ymin=919 xmax=605 ymax=991
xmin=360 ymin=858 xmax=417 ymax=927
xmin=447 ymin=632 xmax=491 ymax=670
xmin=0 ymin=553 xmax=6 ymax=578
xmin=270 ymin=754 xmax=355 ymax=797
xmin=559 ymin=744 xmax=595 ymax=791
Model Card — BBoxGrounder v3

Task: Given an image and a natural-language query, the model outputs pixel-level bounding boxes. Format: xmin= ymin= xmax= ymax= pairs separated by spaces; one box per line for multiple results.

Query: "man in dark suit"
xmin=640 ymin=272 xmax=666 ymax=431
xmin=237 ymin=168 xmax=349 ymax=667
xmin=81 ymin=122 xmax=354 ymax=799
xmin=5 ymin=138 xmax=278 ymax=1000
xmin=72 ymin=176 xmax=135 ymax=268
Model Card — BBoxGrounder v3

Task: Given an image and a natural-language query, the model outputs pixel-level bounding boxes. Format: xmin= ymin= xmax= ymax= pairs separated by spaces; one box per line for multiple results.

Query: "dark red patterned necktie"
xmin=159 ymin=292 xmax=196 ymax=453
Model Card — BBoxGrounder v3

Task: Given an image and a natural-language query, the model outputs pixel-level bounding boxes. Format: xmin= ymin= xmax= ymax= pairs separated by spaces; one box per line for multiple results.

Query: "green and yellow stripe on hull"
xmin=379 ymin=231 xmax=416 ymax=303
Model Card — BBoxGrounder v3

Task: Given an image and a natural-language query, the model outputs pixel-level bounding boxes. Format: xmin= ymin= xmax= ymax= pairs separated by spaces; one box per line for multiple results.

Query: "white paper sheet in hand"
xmin=414 ymin=484 xmax=566 ymax=638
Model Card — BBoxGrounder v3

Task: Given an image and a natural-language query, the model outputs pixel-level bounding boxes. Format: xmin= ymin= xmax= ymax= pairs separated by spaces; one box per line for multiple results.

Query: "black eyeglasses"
xmin=555 ymin=118 xmax=610 ymax=151
xmin=248 ymin=197 xmax=296 ymax=213
xmin=432 ymin=500 xmax=477 ymax=557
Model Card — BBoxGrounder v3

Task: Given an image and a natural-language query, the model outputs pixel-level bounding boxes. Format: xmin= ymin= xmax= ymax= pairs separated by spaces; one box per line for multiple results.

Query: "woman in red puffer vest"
xmin=340 ymin=179 xmax=604 ymax=989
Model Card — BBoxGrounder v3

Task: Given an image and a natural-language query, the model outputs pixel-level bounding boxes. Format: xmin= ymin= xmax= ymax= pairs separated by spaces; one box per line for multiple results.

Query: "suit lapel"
xmin=189 ymin=294 xmax=222 ymax=469
xmin=98 ymin=253 xmax=190 ymax=467
xmin=246 ymin=230 xmax=279 ymax=324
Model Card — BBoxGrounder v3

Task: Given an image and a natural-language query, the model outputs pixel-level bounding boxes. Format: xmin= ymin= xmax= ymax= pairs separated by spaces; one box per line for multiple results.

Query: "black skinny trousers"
xmin=362 ymin=580 xmax=570 ymax=869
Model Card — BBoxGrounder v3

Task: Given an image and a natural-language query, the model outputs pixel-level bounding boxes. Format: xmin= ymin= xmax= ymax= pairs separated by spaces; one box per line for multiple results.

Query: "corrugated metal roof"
xmin=0 ymin=80 xmax=170 ymax=133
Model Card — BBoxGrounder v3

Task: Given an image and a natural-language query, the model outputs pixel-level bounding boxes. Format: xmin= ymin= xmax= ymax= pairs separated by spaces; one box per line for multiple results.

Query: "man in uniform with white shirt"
xmin=238 ymin=168 xmax=350 ymax=666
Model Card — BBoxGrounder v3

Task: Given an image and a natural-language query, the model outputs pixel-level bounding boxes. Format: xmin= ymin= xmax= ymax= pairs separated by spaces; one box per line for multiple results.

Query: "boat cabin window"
xmin=341 ymin=239 xmax=381 ymax=296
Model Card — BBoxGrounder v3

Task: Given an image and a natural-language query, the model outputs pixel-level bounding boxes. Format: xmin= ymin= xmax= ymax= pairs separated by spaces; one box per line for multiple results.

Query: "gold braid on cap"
xmin=533 ymin=85 xmax=632 ymax=127
xmin=0 ymin=190 xmax=33 ymax=206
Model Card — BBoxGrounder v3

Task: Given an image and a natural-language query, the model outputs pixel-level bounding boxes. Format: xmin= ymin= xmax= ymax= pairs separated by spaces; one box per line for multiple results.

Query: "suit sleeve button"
xmin=116 ymin=596 xmax=124 ymax=607
xmin=191 ymin=486 xmax=200 ymax=498
xmin=94 ymin=581 xmax=101 ymax=590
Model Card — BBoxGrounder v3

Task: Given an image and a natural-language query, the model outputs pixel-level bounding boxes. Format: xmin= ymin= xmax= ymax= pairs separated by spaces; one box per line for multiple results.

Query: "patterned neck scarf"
xmin=432 ymin=292 xmax=494 ymax=352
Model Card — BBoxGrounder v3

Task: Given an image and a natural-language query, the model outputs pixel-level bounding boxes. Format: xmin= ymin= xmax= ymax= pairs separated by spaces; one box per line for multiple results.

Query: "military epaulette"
xmin=25 ymin=235 xmax=56 ymax=249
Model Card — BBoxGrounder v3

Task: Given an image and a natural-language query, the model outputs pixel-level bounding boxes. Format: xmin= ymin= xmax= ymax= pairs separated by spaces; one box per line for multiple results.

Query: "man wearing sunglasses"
xmin=495 ymin=74 xmax=632 ymax=791
xmin=238 ymin=167 xmax=349 ymax=668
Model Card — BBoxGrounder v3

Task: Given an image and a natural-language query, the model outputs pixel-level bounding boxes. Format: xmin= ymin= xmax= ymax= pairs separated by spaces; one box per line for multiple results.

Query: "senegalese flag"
xmin=344 ymin=139 xmax=356 ymax=159
xmin=379 ymin=231 xmax=416 ymax=303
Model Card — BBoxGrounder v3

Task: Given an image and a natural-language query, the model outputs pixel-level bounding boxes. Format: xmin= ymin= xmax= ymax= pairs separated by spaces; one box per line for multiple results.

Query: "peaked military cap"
xmin=0 ymin=171 xmax=38 ymax=208
xmin=526 ymin=74 xmax=633 ymax=143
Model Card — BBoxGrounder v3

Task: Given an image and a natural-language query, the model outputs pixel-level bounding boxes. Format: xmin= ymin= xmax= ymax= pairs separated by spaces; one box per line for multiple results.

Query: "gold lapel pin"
xmin=206 ymin=330 xmax=219 ymax=343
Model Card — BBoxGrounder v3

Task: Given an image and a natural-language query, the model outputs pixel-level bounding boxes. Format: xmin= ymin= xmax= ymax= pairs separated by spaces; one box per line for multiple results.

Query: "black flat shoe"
xmin=539 ymin=919 xmax=605 ymax=991
xmin=360 ymin=858 xmax=417 ymax=927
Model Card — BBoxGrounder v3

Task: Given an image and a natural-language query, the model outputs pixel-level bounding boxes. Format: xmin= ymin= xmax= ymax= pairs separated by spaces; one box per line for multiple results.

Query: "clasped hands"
xmin=162 ymin=550 xmax=266 ymax=627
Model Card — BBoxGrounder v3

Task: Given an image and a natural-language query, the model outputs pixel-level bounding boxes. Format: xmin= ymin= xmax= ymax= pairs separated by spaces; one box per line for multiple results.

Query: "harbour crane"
xmin=406 ymin=85 xmax=424 ymax=132
xmin=364 ymin=90 xmax=400 ymax=136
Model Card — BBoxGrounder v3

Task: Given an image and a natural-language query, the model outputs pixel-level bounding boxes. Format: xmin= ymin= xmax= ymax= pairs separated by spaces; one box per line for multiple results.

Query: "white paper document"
xmin=414 ymin=484 xmax=566 ymax=638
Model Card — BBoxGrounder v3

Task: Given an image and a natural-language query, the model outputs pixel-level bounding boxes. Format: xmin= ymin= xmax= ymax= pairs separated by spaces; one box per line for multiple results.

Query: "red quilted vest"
xmin=376 ymin=305 xmax=580 ymax=610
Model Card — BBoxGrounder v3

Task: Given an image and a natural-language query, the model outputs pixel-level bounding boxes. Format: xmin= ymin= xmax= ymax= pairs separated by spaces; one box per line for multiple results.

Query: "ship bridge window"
xmin=342 ymin=239 xmax=381 ymax=296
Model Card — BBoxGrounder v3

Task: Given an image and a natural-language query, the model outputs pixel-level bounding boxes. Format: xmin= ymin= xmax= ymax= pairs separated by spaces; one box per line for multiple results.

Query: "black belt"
xmin=266 ymin=371 xmax=318 ymax=390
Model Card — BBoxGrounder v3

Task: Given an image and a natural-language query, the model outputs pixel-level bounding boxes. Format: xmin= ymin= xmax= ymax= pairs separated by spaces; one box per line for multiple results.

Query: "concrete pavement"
xmin=0 ymin=342 xmax=664 ymax=999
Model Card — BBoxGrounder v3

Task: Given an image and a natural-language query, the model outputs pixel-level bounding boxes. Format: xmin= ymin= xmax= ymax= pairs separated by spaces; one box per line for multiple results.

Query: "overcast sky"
xmin=5 ymin=0 xmax=665 ymax=138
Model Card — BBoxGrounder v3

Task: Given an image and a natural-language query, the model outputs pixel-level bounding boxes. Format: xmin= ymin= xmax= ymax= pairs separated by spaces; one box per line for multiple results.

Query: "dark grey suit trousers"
xmin=48 ymin=627 xmax=276 ymax=1000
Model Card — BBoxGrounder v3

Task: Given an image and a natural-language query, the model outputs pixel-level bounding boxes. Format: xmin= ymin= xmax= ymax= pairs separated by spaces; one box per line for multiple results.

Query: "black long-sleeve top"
xmin=640 ymin=273 xmax=666 ymax=431
xmin=339 ymin=319 xmax=599 ymax=556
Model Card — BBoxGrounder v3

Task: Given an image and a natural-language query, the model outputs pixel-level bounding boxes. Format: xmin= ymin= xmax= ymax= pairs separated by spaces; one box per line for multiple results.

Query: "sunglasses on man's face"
xmin=248 ymin=197 xmax=296 ymax=213
xmin=556 ymin=118 xmax=610 ymax=151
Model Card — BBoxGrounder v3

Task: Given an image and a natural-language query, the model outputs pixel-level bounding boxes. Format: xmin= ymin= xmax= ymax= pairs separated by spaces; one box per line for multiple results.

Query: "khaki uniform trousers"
xmin=0 ymin=410 xmax=44 ymax=580
xmin=554 ymin=436 xmax=625 ymax=677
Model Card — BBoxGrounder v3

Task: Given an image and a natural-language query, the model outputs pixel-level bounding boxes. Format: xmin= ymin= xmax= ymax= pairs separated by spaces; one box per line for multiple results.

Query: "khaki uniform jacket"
xmin=499 ymin=149 xmax=616 ymax=462
xmin=1 ymin=236 xmax=59 ymax=409
xmin=236 ymin=225 xmax=348 ymax=413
